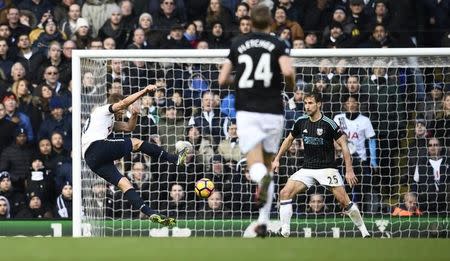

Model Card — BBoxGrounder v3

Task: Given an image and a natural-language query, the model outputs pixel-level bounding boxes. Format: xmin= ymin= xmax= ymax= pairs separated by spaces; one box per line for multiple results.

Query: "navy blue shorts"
xmin=85 ymin=138 xmax=133 ymax=186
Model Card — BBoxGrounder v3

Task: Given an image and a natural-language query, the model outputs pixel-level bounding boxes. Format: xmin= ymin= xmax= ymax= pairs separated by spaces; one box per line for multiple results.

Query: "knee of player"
xmin=280 ymin=188 xmax=293 ymax=200
xmin=131 ymin=138 xmax=144 ymax=151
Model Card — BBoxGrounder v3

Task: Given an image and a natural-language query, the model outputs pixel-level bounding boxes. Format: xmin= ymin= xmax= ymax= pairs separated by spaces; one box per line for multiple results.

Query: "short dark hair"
xmin=304 ymin=91 xmax=322 ymax=103
xmin=251 ymin=5 xmax=272 ymax=30
xmin=107 ymin=93 xmax=123 ymax=104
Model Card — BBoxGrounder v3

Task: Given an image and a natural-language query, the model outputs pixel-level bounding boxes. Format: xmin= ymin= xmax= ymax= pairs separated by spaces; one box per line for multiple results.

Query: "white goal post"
xmin=72 ymin=48 xmax=450 ymax=238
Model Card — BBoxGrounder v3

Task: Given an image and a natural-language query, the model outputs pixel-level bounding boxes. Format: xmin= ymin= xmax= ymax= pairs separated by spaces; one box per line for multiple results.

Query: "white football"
xmin=175 ymin=140 xmax=193 ymax=153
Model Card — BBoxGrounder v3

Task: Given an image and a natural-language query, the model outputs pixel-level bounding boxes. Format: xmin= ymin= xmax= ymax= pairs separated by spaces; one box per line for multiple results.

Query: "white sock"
xmin=249 ymin=162 xmax=267 ymax=183
xmin=279 ymin=199 xmax=292 ymax=237
xmin=257 ymin=181 xmax=274 ymax=225
xmin=345 ymin=202 xmax=370 ymax=237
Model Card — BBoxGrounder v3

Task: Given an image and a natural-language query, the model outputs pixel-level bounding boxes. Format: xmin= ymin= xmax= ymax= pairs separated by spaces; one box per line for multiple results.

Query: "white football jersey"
xmin=333 ymin=113 xmax=375 ymax=161
xmin=81 ymin=104 xmax=115 ymax=157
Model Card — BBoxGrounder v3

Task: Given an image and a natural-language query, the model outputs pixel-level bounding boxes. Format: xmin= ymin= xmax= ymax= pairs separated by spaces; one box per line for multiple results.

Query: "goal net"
xmin=73 ymin=49 xmax=450 ymax=238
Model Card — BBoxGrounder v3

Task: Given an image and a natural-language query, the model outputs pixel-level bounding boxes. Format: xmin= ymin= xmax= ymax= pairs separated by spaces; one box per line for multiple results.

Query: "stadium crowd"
xmin=0 ymin=0 xmax=449 ymax=220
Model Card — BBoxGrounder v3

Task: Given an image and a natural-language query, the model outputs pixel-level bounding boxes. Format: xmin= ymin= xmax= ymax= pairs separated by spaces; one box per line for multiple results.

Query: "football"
xmin=195 ymin=178 xmax=215 ymax=198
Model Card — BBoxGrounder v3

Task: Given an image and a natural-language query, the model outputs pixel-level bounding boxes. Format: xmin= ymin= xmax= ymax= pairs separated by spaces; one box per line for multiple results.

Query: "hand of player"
xmin=144 ymin=84 xmax=157 ymax=93
xmin=345 ymin=169 xmax=358 ymax=188
xmin=271 ymin=159 xmax=280 ymax=174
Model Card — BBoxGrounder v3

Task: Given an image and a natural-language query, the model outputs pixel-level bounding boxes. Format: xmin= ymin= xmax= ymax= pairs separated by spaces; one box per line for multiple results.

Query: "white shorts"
xmin=290 ymin=168 xmax=344 ymax=188
xmin=236 ymin=111 xmax=284 ymax=154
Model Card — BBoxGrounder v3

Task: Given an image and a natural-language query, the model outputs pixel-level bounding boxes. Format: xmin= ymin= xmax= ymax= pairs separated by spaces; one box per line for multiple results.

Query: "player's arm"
xmin=110 ymin=84 xmax=158 ymax=112
xmin=278 ymin=55 xmax=295 ymax=92
xmin=218 ymin=59 xmax=234 ymax=86
xmin=114 ymin=106 xmax=139 ymax=132
xmin=336 ymin=135 xmax=358 ymax=187
xmin=272 ymin=133 xmax=295 ymax=173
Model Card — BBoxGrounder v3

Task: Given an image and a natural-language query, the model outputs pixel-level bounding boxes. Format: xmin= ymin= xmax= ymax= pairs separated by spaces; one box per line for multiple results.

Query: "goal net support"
xmin=72 ymin=49 xmax=450 ymax=238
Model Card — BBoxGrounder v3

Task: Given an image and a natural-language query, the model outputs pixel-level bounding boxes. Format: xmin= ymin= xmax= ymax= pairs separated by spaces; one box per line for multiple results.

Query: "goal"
xmin=72 ymin=49 xmax=450 ymax=238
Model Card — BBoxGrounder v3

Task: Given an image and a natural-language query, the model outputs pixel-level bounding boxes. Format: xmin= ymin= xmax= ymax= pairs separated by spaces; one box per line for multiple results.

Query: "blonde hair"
xmin=11 ymin=79 xmax=32 ymax=104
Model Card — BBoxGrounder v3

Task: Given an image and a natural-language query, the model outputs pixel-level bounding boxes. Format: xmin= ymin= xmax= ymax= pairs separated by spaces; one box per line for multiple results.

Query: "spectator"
xmin=54 ymin=0 xmax=75 ymax=25
xmin=271 ymin=6 xmax=304 ymax=40
xmin=304 ymin=31 xmax=319 ymax=48
xmin=86 ymin=181 xmax=114 ymax=219
xmin=11 ymin=79 xmax=36 ymax=126
xmin=34 ymin=138 xmax=53 ymax=170
xmin=29 ymin=11 xmax=53 ymax=44
xmin=230 ymin=2 xmax=250 ymax=35
xmin=322 ymin=21 xmax=352 ymax=48
xmin=127 ymin=28 xmax=146 ymax=49
xmin=153 ymin=0 xmax=186 ymax=35
xmin=183 ymin=22 xmax=199 ymax=48
xmin=189 ymin=91 xmax=225 ymax=145
xmin=32 ymin=18 xmax=67 ymax=56
xmin=186 ymin=125 xmax=214 ymax=167
xmin=206 ymin=21 xmax=230 ymax=49
xmin=409 ymin=137 xmax=449 ymax=214
xmin=26 ymin=157 xmax=54 ymax=205
xmin=292 ymin=39 xmax=305 ymax=49
xmin=81 ymin=0 xmax=119 ymax=38
xmin=340 ymin=75 xmax=369 ymax=114
xmin=31 ymin=83 xmax=53 ymax=129
xmin=0 ymin=127 xmax=33 ymax=192
xmin=2 ymin=92 xmax=34 ymax=142
xmin=425 ymin=83 xmax=445 ymax=122
xmin=18 ymin=10 xmax=37 ymax=30
xmin=71 ymin=18 xmax=92 ymax=49
xmin=306 ymin=194 xmax=328 ymax=215
xmin=0 ymin=38 xmax=15 ymax=80
xmin=160 ymin=183 xmax=193 ymax=218
xmin=360 ymin=23 xmax=394 ymax=48
xmin=0 ymin=195 xmax=11 ymax=219
xmin=345 ymin=0 xmax=371 ymax=46
xmin=370 ymin=0 xmax=390 ymax=27
xmin=392 ymin=192 xmax=422 ymax=217
xmin=88 ymin=38 xmax=104 ymax=50
xmin=158 ymin=101 xmax=186 ymax=154
xmin=198 ymin=191 xmax=231 ymax=219
xmin=49 ymin=131 xmax=70 ymax=168
xmin=405 ymin=118 xmax=430 ymax=181
xmin=18 ymin=0 xmax=53 ymax=27
xmin=15 ymin=191 xmax=53 ymax=218
xmin=59 ymin=3 xmax=81 ymax=39
xmin=98 ymin=6 xmax=131 ymax=49
xmin=322 ymin=5 xmax=350 ymax=42
xmin=54 ymin=181 xmax=72 ymax=218
xmin=0 ymin=171 xmax=26 ymax=217
xmin=119 ymin=0 xmax=137 ymax=31
xmin=237 ymin=16 xmax=252 ymax=36
xmin=38 ymin=96 xmax=72 ymax=150
xmin=6 ymin=7 xmax=31 ymax=43
xmin=0 ymin=103 xmax=16 ymax=154
xmin=16 ymin=34 xmax=35 ymax=63
xmin=368 ymin=60 xmax=407 ymax=184
xmin=103 ymin=37 xmax=116 ymax=49
xmin=429 ymin=93 xmax=450 ymax=147
xmin=136 ymin=13 xmax=161 ymax=49
xmin=160 ymin=24 xmax=192 ymax=49
xmin=218 ymin=120 xmax=242 ymax=164
xmin=205 ymin=0 xmax=233 ymax=32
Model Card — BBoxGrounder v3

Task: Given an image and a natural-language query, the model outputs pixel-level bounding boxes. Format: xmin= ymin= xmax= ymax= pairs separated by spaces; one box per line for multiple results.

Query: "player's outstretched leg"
xmin=119 ymin=178 xmax=176 ymax=227
xmin=332 ymin=186 xmax=370 ymax=237
xmin=132 ymin=138 xmax=188 ymax=166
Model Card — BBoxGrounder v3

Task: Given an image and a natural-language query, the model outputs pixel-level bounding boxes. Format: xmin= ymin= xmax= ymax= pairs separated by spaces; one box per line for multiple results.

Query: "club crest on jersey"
xmin=317 ymin=128 xmax=323 ymax=136
xmin=303 ymin=129 xmax=308 ymax=134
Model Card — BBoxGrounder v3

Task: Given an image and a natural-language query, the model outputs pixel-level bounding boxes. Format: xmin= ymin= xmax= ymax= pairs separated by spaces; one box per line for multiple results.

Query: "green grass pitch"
xmin=1 ymin=238 xmax=449 ymax=261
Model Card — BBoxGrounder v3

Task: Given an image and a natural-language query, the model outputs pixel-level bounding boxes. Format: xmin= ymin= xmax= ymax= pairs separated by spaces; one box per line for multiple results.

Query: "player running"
xmin=218 ymin=4 xmax=295 ymax=237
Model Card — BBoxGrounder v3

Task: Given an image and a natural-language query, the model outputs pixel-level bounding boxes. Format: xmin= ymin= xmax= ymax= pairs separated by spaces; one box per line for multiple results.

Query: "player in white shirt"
xmin=333 ymin=94 xmax=378 ymax=212
xmin=82 ymin=84 xmax=188 ymax=226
